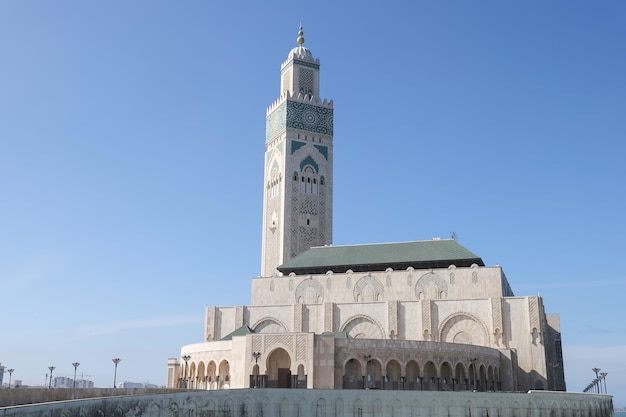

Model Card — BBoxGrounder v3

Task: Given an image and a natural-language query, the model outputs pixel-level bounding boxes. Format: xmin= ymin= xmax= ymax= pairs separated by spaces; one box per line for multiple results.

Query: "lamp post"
xmin=48 ymin=366 xmax=56 ymax=388
xmin=469 ymin=358 xmax=477 ymax=391
xmin=596 ymin=369 xmax=608 ymax=394
xmin=72 ymin=363 xmax=80 ymax=389
xmin=592 ymin=368 xmax=601 ymax=393
xmin=112 ymin=358 xmax=121 ymax=388
xmin=252 ymin=352 xmax=261 ymax=388
xmin=7 ymin=369 xmax=14 ymax=389
xmin=182 ymin=355 xmax=191 ymax=389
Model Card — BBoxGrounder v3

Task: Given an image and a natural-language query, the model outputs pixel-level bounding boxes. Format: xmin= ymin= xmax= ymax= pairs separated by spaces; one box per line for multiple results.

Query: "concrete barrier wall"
xmin=0 ymin=389 xmax=614 ymax=417
xmin=0 ymin=389 xmax=181 ymax=407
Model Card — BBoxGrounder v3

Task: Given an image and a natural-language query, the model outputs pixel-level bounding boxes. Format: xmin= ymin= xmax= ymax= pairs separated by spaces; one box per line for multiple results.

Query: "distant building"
xmin=52 ymin=376 xmax=94 ymax=388
xmin=118 ymin=381 xmax=159 ymax=389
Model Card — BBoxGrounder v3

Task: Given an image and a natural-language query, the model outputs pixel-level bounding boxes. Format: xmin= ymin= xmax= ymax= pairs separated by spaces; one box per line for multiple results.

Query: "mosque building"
xmin=166 ymin=26 xmax=565 ymax=394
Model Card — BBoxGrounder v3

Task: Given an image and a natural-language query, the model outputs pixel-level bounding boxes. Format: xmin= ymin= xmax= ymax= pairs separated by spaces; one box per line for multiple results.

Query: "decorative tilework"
xmin=295 ymin=279 xmax=324 ymax=304
xmin=353 ymin=275 xmax=385 ymax=302
xmin=296 ymin=334 xmax=307 ymax=361
xmin=266 ymin=334 xmax=293 ymax=350
xmin=415 ymin=273 xmax=448 ymax=300
xmin=491 ymin=298 xmax=503 ymax=333
xmin=302 ymin=195 xmax=318 ymax=215
xmin=299 ymin=68 xmax=314 ymax=95
xmin=266 ymin=102 xmax=286 ymax=142
xmin=529 ymin=297 xmax=540 ymax=332
xmin=252 ymin=335 xmax=261 ymax=353
xmin=294 ymin=304 xmax=303 ymax=332
xmin=300 ymin=155 xmax=319 ymax=173
xmin=293 ymin=59 xmax=320 ymax=69
xmin=291 ymin=140 xmax=306 ymax=154
xmin=422 ymin=301 xmax=432 ymax=338
xmin=287 ymin=101 xmax=333 ymax=135
xmin=314 ymin=144 xmax=328 ymax=160
xmin=388 ymin=301 xmax=398 ymax=336
xmin=324 ymin=302 xmax=333 ymax=332
xmin=282 ymin=59 xmax=320 ymax=71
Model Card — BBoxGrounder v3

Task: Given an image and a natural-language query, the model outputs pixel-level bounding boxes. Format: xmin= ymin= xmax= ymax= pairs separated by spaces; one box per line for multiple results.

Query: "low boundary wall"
xmin=0 ymin=389 xmax=613 ymax=417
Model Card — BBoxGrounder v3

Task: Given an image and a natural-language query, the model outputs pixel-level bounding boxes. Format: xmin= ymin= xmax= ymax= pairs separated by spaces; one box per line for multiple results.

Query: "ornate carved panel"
xmin=388 ymin=300 xmax=398 ymax=338
xmin=324 ymin=302 xmax=334 ymax=332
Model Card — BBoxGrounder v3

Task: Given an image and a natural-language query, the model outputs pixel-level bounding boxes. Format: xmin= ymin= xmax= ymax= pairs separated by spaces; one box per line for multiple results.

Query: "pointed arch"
xmin=353 ymin=275 xmax=384 ymax=302
xmin=252 ymin=316 xmax=289 ymax=333
xmin=295 ymin=279 xmax=324 ymax=304
xmin=439 ymin=312 xmax=490 ymax=346
xmin=415 ymin=272 xmax=448 ymax=300
xmin=340 ymin=314 xmax=385 ymax=339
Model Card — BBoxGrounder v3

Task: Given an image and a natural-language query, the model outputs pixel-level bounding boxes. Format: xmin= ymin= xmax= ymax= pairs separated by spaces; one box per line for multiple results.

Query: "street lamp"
xmin=252 ymin=352 xmax=261 ymax=388
xmin=7 ymin=369 xmax=14 ymax=389
xmin=72 ymin=363 xmax=80 ymax=389
xmin=182 ymin=355 xmax=191 ymax=389
xmin=48 ymin=366 xmax=56 ymax=388
xmin=592 ymin=368 xmax=601 ymax=393
xmin=112 ymin=358 xmax=121 ymax=388
xmin=600 ymin=372 xmax=608 ymax=394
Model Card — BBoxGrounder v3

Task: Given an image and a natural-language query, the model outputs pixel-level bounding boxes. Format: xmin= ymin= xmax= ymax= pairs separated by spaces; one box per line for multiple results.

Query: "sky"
xmin=1 ymin=0 xmax=625 ymax=406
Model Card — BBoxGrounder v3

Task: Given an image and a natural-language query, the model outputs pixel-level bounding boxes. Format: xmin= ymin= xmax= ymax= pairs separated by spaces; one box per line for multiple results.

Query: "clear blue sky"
xmin=1 ymin=0 xmax=625 ymax=405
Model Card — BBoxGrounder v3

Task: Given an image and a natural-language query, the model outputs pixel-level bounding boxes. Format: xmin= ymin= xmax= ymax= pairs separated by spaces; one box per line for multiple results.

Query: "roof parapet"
xmin=266 ymin=91 xmax=333 ymax=115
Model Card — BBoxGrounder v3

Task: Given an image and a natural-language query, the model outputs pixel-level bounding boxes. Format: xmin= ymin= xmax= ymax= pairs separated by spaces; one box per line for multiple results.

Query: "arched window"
xmin=299 ymin=165 xmax=319 ymax=194
xmin=268 ymin=169 xmax=281 ymax=199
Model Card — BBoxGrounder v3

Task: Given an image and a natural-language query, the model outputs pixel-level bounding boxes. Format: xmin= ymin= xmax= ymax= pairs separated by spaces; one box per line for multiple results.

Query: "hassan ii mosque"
xmin=166 ymin=25 xmax=568 ymax=395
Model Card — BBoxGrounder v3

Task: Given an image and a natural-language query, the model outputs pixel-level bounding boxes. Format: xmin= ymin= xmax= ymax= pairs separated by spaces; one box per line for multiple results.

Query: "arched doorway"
xmin=207 ymin=361 xmax=217 ymax=390
xmin=344 ymin=358 xmax=362 ymax=389
xmin=266 ymin=348 xmax=291 ymax=388
xmin=366 ymin=359 xmax=382 ymax=389
xmin=197 ymin=361 xmax=206 ymax=389
xmin=386 ymin=360 xmax=401 ymax=390
xmin=406 ymin=360 xmax=420 ymax=390
xmin=218 ymin=360 xmax=230 ymax=389
xmin=440 ymin=362 xmax=453 ymax=391
xmin=423 ymin=361 xmax=437 ymax=391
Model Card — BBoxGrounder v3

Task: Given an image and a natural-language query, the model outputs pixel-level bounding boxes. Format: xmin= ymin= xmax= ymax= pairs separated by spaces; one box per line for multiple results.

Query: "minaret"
xmin=261 ymin=25 xmax=334 ymax=277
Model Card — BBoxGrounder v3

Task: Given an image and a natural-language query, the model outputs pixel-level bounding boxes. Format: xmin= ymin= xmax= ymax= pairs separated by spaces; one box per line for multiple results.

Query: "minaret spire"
xmin=261 ymin=25 xmax=334 ymax=277
xmin=297 ymin=23 xmax=305 ymax=45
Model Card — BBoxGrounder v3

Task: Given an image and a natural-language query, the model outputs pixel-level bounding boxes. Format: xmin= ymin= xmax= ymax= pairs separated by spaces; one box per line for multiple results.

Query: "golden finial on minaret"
xmin=297 ymin=23 xmax=305 ymax=45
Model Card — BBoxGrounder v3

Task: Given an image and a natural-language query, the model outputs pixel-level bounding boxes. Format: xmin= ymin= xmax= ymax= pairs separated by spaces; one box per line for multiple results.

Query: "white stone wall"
xmin=251 ymin=265 xmax=508 ymax=306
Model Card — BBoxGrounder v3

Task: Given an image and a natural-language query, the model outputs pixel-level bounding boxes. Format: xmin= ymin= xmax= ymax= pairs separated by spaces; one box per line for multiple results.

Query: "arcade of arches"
xmin=342 ymin=357 xmax=499 ymax=392
xmin=179 ymin=348 xmax=500 ymax=392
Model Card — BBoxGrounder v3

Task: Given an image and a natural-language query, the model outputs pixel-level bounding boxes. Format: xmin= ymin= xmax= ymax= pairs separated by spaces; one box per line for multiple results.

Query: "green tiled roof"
xmin=277 ymin=239 xmax=484 ymax=275
xmin=220 ymin=325 xmax=255 ymax=341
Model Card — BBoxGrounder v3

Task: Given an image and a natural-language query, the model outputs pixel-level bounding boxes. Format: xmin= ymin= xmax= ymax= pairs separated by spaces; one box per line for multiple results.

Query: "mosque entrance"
xmin=277 ymin=368 xmax=291 ymax=388
xmin=266 ymin=348 xmax=291 ymax=388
